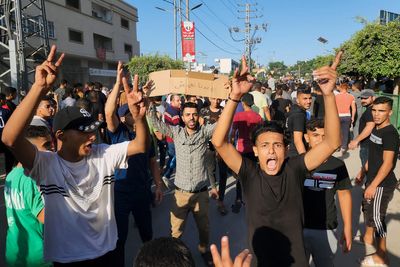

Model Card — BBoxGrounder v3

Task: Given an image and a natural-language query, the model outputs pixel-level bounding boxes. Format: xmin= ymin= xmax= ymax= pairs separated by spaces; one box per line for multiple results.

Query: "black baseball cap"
xmin=53 ymin=106 xmax=101 ymax=133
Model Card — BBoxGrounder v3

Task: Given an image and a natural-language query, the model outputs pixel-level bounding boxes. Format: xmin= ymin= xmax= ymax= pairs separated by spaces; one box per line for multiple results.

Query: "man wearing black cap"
xmin=1 ymin=46 xmax=149 ymax=266
xmin=348 ymin=89 xmax=375 ymax=179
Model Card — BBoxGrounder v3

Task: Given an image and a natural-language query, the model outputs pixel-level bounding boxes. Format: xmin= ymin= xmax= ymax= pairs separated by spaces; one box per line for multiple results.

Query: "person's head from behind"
xmin=3 ymin=86 xmax=17 ymax=100
xmin=305 ymin=118 xmax=325 ymax=149
xmin=170 ymin=94 xmax=182 ymax=109
xmin=36 ymin=96 xmax=55 ymax=120
xmin=186 ymin=95 xmax=197 ymax=104
xmin=26 ymin=125 xmax=54 ymax=152
xmin=252 ymin=81 xmax=262 ymax=92
xmin=181 ymin=102 xmax=199 ymax=131
xmin=75 ymin=98 xmax=91 ymax=111
xmin=60 ymin=79 xmax=68 ymax=88
xmin=134 ymin=237 xmax=194 ymax=267
xmin=53 ymin=106 xmax=101 ymax=160
xmin=87 ymin=90 xmax=98 ymax=103
xmin=296 ymin=85 xmax=312 ymax=110
xmin=372 ymin=96 xmax=393 ymax=127
xmin=251 ymin=121 xmax=289 ymax=175
xmin=209 ymin=97 xmax=221 ymax=108
xmin=118 ymin=104 xmax=134 ymax=128
xmin=275 ymin=88 xmax=283 ymax=98
xmin=241 ymin=93 xmax=254 ymax=108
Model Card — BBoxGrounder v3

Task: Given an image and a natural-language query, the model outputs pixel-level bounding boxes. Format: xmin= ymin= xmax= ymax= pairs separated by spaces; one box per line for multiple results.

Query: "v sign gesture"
xmin=122 ymin=74 xmax=146 ymax=122
xmin=34 ymin=45 xmax=65 ymax=91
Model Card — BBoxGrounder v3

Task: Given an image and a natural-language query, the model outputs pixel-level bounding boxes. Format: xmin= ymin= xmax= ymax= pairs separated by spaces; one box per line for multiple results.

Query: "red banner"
xmin=181 ymin=21 xmax=196 ymax=62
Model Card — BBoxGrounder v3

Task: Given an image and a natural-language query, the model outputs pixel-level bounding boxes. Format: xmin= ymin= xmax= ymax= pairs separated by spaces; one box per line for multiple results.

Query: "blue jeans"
xmin=304 ymin=228 xmax=338 ymax=267
xmin=163 ymin=142 xmax=176 ymax=178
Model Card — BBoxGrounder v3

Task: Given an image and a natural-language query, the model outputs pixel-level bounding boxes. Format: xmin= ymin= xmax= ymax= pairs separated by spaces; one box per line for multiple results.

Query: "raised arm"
xmin=1 ymin=45 xmax=64 ymax=170
xmin=212 ymin=56 xmax=255 ymax=174
xmin=304 ymin=51 xmax=342 ymax=171
xmin=105 ymin=61 xmax=123 ymax=133
xmin=124 ymin=74 xmax=150 ymax=156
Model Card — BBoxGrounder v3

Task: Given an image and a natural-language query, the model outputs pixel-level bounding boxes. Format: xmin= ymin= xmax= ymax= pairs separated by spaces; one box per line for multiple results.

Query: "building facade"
xmin=45 ymin=0 xmax=139 ymax=87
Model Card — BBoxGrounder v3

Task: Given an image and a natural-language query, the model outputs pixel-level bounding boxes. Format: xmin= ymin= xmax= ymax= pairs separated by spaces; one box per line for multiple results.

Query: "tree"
xmin=267 ymin=61 xmax=287 ymax=76
xmin=127 ymin=54 xmax=184 ymax=85
xmin=338 ymin=20 xmax=400 ymax=79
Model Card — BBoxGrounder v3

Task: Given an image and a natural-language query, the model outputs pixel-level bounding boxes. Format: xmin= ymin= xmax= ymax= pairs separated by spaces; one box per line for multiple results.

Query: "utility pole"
xmin=0 ymin=0 xmax=50 ymax=95
xmin=229 ymin=2 xmax=267 ymax=72
xmin=186 ymin=0 xmax=189 ymax=21
xmin=173 ymin=0 xmax=177 ymax=60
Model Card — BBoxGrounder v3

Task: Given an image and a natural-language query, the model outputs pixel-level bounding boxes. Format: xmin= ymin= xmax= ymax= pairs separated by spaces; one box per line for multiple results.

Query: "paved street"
xmin=1 ymin=148 xmax=399 ymax=266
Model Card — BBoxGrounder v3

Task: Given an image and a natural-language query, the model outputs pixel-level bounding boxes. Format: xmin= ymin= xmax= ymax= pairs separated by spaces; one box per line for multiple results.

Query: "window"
xmin=69 ymin=29 xmax=83 ymax=43
xmin=93 ymin=33 xmax=112 ymax=51
xmin=66 ymin=0 xmax=80 ymax=10
xmin=92 ymin=2 xmax=112 ymax=23
xmin=47 ymin=21 xmax=55 ymax=38
xmin=124 ymin=44 xmax=132 ymax=54
xmin=121 ymin=18 xmax=129 ymax=29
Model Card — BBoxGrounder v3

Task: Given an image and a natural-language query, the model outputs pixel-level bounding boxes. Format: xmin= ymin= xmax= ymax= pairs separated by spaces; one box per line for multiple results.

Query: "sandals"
xmin=360 ymin=255 xmax=388 ymax=267
xmin=201 ymin=251 xmax=214 ymax=267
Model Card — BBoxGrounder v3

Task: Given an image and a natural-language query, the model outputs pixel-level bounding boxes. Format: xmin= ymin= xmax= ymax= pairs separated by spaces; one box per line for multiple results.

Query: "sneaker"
xmin=162 ymin=176 xmax=175 ymax=190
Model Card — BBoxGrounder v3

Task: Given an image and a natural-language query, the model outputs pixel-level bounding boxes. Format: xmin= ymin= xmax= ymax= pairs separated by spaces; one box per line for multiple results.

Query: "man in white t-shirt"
xmin=250 ymin=81 xmax=271 ymax=121
xmin=1 ymin=46 xmax=149 ymax=266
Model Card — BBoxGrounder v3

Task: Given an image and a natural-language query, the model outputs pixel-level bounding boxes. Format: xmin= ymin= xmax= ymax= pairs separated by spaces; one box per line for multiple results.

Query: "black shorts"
xmin=362 ymin=186 xmax=394 ymax=238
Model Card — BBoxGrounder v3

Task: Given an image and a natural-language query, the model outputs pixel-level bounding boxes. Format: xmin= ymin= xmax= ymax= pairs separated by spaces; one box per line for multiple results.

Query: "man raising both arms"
xmin=2 ymin=46 xmax=149 ymax=266
xmin=212 ymin=52 xmax=342 ymax=266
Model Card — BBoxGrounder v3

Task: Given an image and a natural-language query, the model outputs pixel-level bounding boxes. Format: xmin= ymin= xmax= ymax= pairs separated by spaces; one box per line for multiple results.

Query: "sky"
xmin=128 ymin=0 xmax=399 ymax=67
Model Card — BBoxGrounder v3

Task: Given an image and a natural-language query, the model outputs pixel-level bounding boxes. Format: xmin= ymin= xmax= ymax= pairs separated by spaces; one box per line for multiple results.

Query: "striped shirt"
xmin=150 ymin=109 xmax=215 ymax=191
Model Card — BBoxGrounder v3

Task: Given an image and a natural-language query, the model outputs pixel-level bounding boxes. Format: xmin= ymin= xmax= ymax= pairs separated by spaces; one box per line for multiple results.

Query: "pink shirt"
xmin=335 ymin=92 xmax=354 ymax=116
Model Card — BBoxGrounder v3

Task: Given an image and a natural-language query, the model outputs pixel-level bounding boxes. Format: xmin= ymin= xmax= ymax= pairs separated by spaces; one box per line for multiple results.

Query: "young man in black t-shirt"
xmin=286 ymin=85 xmax=312 ymax=157
xmin=357 ymin=96 xmax=399 ymax=267
xmin=348 ymin=89 xmax=375 ymax=181
xmin=303 ymin=118 xmax=352 ymax=266
xmin=212 ymin=53 xmax=342 ymax=267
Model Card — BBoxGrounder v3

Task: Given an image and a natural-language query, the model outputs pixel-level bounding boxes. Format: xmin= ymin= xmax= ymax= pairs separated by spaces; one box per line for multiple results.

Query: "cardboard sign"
xmin=148 ymin=70 xmax=230 ymax=99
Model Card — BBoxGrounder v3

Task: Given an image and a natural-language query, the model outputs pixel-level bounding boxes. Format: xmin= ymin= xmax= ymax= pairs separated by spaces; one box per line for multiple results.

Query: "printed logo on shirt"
xmin=80 ymin=108 xmax=91 ymax=117
xmin=4 ymin=186 xmax=25 ymax=210
xmin=369 ymin=133 xmax=382 ymax=145
xmin=304 ymin=172 xmax=337 ymax=191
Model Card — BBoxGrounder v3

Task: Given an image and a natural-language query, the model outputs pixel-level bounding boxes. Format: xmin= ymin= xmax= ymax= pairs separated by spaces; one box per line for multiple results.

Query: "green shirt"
xmin=4 ymin=167 xmax=52 ymax=267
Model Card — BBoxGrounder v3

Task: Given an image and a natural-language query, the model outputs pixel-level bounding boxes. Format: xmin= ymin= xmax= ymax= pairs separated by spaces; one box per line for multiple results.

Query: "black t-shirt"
xmin=367 ymin=124 xmax=399 ymax=188
xmin=286 ymin=105 xmax=307 ymax=157
xmin=199 ymin=106 xmax=222 ymax=124
xmin=5 ymin=100 xmax=16 ymax=113
xmin=271 ymin=98 xmax=291 ymax=122
xmin=303 ymin=156 xmax=352 ymax=230
xmin=313 ymin=94 xmax=325 ymax=119
xmin=358 ymin=106 xmax=373 ymax=146
xmin=239 ymin=155 xmax=308 ymax=267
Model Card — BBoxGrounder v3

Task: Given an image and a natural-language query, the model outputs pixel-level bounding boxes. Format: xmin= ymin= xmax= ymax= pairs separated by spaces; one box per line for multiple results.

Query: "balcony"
xmin=91 ymin=3 xmax=112 ymax=24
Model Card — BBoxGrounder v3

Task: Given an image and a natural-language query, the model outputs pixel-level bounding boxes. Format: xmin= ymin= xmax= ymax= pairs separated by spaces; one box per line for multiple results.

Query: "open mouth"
xmin=266 ymin=158 xmax=277 ymax=171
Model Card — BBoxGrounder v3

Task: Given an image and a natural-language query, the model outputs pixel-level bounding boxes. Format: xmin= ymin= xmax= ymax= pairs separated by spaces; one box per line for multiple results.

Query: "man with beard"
xmin=348 ymin=89 xmax=375 ymax=180
xmin=212 ymin=53 xmax=342 ymax=266
xmin=149 ymin=101 xmax=216 ymax=266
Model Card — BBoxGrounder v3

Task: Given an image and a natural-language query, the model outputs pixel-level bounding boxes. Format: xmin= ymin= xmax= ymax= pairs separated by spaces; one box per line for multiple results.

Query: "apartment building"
xmin=45 ymin=0 xmax=140 ymax=87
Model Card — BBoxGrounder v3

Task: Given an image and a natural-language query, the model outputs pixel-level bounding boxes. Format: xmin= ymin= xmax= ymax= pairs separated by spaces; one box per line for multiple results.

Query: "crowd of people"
xmin=0 ymin=46 xmax=399 ymax=267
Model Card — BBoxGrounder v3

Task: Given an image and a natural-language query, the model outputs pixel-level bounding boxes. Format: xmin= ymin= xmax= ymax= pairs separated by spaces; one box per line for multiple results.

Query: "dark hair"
xmin=94 ymin=82 xmax=103 ymax=90
xmin=241 ymin=93 xmax=254 ymax=106
xmin=26 ymin=125 xmax=51 ymax=139
xmin=60 ymin=79 xmax=68 ymax=85
xmin=297 ymin=84 xmax=311 ymax=96
xmin=182 ymin=101 xmax=198 ymax=112
xmin=373 ymin=96 xmax=393 ymax=109
xmin=252 ymin=81 xmax=262 ymax=91
xmin=3 ymin=86 xmax=17 ymax=96
xmin=75 ymin=98 xmax=91 ymax=110
xmin=306 ymin=118 xmax=324 ymax=131
xmin=0 ymin=93 xmax=6 ymax=101
xmin=87 ymin=82 xmax=95 ymax=87
xmin=251 ymin=120 xmax=289 ymax=145
xmin=134 ymin=237 xmax=195 ymax=267
xmin=41 ymin=95 xmax=54 ymax=103
xmin=73 ymin=83 xmax=83 ymax=89
xmin=275 ymin=88 xmax=283 ymax=96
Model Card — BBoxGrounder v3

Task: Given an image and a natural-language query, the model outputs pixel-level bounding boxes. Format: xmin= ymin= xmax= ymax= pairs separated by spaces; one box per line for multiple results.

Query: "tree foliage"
xmin=127 ymin=54 xmax=184 ymax=85
xmin=267 ymin=61 xmax=287 ymax=76
xmin=338 ymin=21 xmax=400 ymax=78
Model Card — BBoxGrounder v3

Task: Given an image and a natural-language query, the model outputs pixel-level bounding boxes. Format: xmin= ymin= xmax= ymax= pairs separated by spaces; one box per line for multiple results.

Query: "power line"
xmin=198 ymin=0 xmax=230 ymax=28
xmin=219 ymin=0 xmax=238 ymax=17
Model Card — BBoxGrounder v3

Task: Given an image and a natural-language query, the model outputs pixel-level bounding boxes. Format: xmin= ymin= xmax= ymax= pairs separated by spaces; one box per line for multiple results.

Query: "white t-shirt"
xmin=29 ymin=142 xmax=129 ymax=263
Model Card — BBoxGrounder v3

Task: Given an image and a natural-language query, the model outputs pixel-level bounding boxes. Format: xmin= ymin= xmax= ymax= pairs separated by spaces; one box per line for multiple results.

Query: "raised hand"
xmin=312 ymin=51 xmax=343 ymax=96
xmin=34 ymin=45 xmax=65 ymax=90
xmin=231 ymin=56 xmax=255 ymax=99
xmin=116 ymin=61 xmax=124 ymax=86
xmin=122 ymin=74 xmax=146 ymax=121
xmin=211 ymin=236 xmax=252 ymax=267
